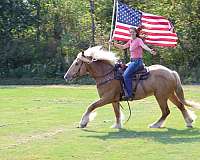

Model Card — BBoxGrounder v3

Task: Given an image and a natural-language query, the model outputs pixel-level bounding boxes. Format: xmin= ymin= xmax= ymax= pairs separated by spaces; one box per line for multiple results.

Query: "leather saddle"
xmin=114 ymin=62 xmax=150 ymax=81
xmin=114 ymin=61 xmax=150 ymax=100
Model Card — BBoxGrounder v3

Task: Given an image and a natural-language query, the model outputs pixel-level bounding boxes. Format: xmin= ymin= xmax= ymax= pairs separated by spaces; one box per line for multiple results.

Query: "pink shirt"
xmin=124 ymin=38 xmax=144 ymax=59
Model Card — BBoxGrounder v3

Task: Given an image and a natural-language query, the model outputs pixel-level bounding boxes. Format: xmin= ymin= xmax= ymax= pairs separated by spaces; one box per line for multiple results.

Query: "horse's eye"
xmin=75 ymin=62 xmax=79 ymax=66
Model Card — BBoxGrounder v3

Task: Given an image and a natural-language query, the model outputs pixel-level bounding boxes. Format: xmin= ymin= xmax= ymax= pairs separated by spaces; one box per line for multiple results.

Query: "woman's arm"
xmin=110 ymin=40 xmax=130 ymax=50
xmin=140 ymin=41 xmax=156 ymax=55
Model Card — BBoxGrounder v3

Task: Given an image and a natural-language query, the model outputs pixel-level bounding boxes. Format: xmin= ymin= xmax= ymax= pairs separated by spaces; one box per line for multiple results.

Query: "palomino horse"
xmin=64 ymin=46 xmax=200 ymax=129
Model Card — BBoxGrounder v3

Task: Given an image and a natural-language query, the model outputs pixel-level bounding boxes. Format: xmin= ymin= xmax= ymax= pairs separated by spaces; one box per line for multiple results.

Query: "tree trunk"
xmin=90 ymin=0 xmax=95 ymax=46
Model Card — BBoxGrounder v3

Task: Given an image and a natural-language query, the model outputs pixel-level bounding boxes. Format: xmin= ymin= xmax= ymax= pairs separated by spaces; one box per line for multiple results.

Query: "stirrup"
xmin=122 ymin=96 xmax=133 ymax=101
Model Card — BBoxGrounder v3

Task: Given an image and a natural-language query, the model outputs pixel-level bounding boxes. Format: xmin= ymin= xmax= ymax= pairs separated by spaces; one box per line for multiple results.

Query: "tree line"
xmin=0 ymin=0 xmax=199 ymax=84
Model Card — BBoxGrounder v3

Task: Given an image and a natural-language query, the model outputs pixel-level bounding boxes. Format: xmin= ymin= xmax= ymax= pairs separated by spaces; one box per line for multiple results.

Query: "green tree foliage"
xmin=0 ymin=0 xmax=199 ymax=83
xmin=0 ymin=0 xmax=92 ymax=79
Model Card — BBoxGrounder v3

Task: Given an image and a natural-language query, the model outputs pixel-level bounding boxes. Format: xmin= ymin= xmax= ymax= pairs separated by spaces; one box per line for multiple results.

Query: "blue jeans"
xmin=123 ymin=58 xmax=143 ymax=97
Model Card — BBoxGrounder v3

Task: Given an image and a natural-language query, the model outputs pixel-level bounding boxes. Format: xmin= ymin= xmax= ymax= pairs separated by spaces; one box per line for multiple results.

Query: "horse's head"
xmin=64 ymin=51 xmax=93 ymax=81
xmin=64 ymin=46 xmax=117 ymax=81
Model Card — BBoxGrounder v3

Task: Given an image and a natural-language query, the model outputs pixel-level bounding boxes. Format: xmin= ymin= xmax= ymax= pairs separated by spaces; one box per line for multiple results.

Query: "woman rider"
xmin=110 ymin=27 xmax=156 ymax=101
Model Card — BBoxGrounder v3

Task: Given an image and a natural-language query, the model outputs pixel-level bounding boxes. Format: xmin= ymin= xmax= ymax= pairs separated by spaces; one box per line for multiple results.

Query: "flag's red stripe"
xmin=142 ymin=31 xmax=177 ymax=37
xmin=116 ymin=25 xmax=130 ymax=30
xmin=145 ymin=41 xmax=177 ymax=47
xmin=116 ymin=24 xmax=170 ymax=31
xmin=142 ymin=15 xmax=166 ymax=20
xmin=113 ymin=37 xmax=130 ymax=42
xmin=145 ymin=38 xmax=177 ymax=42
xmin=116 ymin=24 xmax=171 ymax=32
xmin=141 ymin=27 xmax=169 ymax=31
xmin=142 ymin=20 xmax=169 ymax=25
xmin=114 ymin=31 xmax=130 ymax=37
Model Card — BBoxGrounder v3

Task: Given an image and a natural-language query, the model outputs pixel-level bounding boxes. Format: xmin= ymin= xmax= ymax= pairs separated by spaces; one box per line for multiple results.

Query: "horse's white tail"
xmin=172 ymin=71 xmax=200 ymax=109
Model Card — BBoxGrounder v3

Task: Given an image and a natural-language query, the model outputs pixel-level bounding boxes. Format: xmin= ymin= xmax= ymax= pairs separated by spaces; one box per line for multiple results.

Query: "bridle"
xmin=76 ymin=53 xmax=114 ymax=78
xmin=73 ymin=52 xmax=115 ymax=87
xmin=71 ymin=59 xmax=84 ymax=79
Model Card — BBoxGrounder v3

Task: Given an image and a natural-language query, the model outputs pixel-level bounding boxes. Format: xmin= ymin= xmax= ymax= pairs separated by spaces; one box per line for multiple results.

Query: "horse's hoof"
xmin=186 ymin=125 xmax=193 ymax=128
xmin=78 ymin=123 xmax=87 ymax=128
xmin=149 ymin=124 xmax=163 ymax=128
xmin=111 ymin=124 xmax=122 ymax=129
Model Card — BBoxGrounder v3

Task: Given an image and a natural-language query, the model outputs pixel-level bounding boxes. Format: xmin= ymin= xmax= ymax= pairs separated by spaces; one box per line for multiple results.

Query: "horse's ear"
xmin=82 ymin=51 xmax=85 ymax=57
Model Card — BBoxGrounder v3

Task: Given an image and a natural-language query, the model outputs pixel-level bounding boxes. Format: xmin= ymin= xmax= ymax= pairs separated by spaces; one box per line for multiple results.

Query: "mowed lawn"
xmin=0 ymin=85 xmax=200 ymax=160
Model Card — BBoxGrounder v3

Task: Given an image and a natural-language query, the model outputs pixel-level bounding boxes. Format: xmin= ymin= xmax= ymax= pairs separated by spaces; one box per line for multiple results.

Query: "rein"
xmin=119 ymin=101 xmax=132 ymax=124
xmin=83 ymin=60 xmax=115 ymax=87
xmin=76 ymin=58 xmax=114 ymax=87
xmin=94 ymin=67 xmax=115 ymax=87
xmin=93 ymin=67 xmax=114 ymax=79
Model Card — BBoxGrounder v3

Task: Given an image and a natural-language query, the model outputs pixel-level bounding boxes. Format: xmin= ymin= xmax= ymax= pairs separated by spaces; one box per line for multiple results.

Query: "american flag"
xmin=112 ymin=1 xmax=178 ymax=47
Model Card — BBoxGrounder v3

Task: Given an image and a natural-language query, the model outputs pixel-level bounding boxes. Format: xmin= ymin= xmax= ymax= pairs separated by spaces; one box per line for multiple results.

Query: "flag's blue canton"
xmin=117 ymin=2 xmax=142 ymax=27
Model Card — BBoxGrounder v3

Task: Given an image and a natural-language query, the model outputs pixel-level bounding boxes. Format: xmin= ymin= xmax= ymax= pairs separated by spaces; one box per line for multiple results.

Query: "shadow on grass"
xmin=82 ymin=127 xmax=200 ymax=144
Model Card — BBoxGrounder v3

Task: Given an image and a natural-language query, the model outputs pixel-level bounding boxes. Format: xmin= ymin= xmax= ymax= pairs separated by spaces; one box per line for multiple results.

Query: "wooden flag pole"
xmin=109 ymin=0 xmax=117 ymax=51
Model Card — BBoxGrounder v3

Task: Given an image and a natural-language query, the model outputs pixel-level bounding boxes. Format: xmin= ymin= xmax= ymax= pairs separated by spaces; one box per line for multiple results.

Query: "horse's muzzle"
xmin=64 ymin=74 xmax=72 ymax=81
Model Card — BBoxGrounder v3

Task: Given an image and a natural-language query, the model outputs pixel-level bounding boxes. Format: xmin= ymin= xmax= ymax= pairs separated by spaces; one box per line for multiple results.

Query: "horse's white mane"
xmin=83 ymin=46 xmax=118 ymax=64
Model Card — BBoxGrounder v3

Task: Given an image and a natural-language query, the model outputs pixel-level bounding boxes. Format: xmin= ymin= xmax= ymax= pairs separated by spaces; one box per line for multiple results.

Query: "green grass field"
xmin=0 ymin=85 xmax=200 ymax=160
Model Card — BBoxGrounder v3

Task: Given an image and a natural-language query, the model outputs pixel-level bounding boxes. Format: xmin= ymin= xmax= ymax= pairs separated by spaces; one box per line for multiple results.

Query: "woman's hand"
xmin=150 ymin=49 xmax=156 ymax=55
xmin=109 ymin=40 xmax=114 ymax=45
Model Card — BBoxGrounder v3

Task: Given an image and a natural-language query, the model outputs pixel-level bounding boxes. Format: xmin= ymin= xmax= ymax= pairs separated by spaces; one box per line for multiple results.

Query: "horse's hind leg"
xmin=169 ymin=93 xmax=196 ymax=128
xmin=111 ymin=102 xmax=123 ymax=129
xmin=149 ymin=95 xmax=170 ymax=128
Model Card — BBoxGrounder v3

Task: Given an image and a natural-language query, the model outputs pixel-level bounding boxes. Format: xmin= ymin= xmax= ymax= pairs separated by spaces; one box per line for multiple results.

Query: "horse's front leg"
xmin=79 ymin=98 xmax=110 ymax=128
xmin=111 ymin=102 xmax=123 ymax=129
